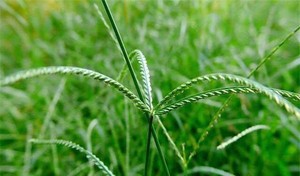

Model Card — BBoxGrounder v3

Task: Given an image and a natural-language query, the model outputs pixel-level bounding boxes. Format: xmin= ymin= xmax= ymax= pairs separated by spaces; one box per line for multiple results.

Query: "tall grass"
xmin=0 ymin=0 xmax=299 ymax=175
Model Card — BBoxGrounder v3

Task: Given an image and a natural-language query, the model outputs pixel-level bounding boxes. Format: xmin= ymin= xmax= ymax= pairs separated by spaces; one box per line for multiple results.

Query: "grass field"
xmin=0 ymin=0 xmax=299 ymax=175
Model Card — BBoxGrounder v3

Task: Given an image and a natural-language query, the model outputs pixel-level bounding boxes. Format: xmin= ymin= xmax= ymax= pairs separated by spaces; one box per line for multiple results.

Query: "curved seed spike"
xmin=156 ymin=86 xmax=300 ymax=115
xmin=272 ymin=89 xmax=300 ymax=101
xmin=132 ymin=50 xmax=153 ymax=109
xmin=30 ymin=139 xmax=115 ymax=176
xmin=156 ymin=73 xmax=300 ymax=118
xmin=216 ymin=125 xmax=270 ymax=150
xmin=0 ymin=66 xmax=149 ymax=113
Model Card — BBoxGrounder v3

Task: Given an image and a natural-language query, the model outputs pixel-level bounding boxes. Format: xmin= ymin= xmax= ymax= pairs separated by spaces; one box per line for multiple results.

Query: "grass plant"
xmin=0 ymin=0 xmax=299 ymax=175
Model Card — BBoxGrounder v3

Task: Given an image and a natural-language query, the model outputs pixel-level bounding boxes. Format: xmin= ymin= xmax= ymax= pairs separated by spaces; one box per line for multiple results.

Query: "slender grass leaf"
xmin=94 ymin=4 xmax=122 ymax=55
xmin=179 ymin=166 xmax=235 ymax=176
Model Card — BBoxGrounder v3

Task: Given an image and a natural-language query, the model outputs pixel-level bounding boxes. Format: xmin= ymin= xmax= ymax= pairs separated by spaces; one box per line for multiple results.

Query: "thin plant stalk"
xmin=144 ymin=115 xmax=154 ymax=176
xmin=248 ymin=25 xmax=300 ymax=76
xmin=150 ymin=124 xmax=170 ymax=176
xmin=101 ymin=0 xmax=143 ymax=100
xmin=100 ymin=0 xmax=170 ymax=175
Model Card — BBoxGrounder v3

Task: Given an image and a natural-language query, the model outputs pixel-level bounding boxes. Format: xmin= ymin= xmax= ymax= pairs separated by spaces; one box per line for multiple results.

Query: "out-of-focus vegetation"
xmin=0 ymin=0 xmax=299 ymax=175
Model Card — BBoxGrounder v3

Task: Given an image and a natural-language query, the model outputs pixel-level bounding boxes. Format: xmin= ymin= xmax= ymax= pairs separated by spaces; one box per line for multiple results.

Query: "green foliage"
xmin=0 ymin=0 xmax=299 ymax=175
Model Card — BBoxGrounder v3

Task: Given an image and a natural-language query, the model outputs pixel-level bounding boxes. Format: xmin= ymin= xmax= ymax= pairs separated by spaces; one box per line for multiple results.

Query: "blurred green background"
xmin=0 ymin=0 xmax=299 ymax=175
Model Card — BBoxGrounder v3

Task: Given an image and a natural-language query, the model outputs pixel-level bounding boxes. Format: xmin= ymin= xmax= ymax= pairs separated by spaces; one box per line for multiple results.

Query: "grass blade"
xmin=39 ymin=78 xmax=66 ymax=138
xmin=179 ymin=166 xmax=235 ymax=176
xmin=116 ymin=51 xmax=136 ymax=81
xmin=94 ymin=4 xmax=122 ymax=55
xmin=156 ymin=115 xmax=185 ymax=165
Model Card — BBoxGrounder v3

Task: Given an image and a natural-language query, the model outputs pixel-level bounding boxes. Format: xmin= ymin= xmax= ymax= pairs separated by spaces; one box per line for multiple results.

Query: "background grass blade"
xmin=217 ymin=125 xmax=270 ymax=150
xmin=179 ymin=166 xmax=235 ymax=176
xmin=0 ymin=66 xmax=149 ymax=112
xmin=248 ymin=25 xmax=300 ymax=77
xmin=116 ymin=51 xmax=136 ymax=81
xmin=30 ymin=139 xmax=115 ymax=176
xmin=155 ymin=115 xmax=185 ymax=165
xmin=94 ymin=4 xmax=122 ymax=55
xmin=39 ymin=78 xmax=66 ymax=139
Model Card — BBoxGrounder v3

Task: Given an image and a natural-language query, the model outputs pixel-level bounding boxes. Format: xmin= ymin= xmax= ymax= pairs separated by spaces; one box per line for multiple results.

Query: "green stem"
xmin=101 ymin=1 xmax=170 ymax=175
xmin=101 ymin=0 xmax=143 ymax=100
xmin=144 ymin=115 xmax=154 ymax=176
xmin=151 ymin=125 xmax=171 ymax=176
